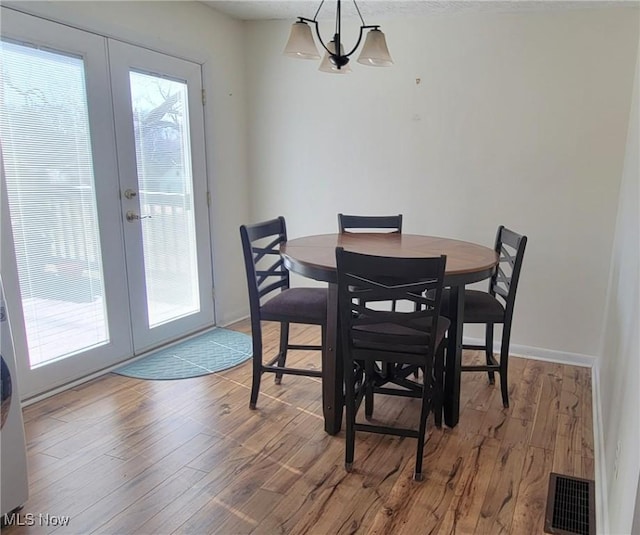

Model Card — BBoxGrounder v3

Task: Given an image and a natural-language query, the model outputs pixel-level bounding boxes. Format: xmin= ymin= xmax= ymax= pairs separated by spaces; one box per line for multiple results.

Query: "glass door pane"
xmin=109 ymin=39 xmax=214 ymax=353
xmin=129 ymin=72 xmax=200 ymax=327
xmin=0 ymin=41 xmax=108 ymax=366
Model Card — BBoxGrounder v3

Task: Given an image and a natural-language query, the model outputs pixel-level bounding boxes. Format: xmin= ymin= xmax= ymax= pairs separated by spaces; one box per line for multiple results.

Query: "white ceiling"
xmin=202 ymin=0 xmax=632 ymax=21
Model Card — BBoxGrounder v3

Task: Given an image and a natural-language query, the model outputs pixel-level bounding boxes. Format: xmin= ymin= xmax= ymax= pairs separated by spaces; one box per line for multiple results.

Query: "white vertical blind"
xmin=0 ymin=39 xmax=108 ymax=366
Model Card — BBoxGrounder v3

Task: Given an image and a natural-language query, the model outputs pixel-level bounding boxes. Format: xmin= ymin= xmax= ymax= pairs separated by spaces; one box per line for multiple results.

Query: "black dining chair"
xmin=443 ymin=226 xmax=527 ymax=408
xmin=239 ymin=217 xmax=327 ymax=410
xmin=339 ymin=213 xmax=403 ymax=317
xmin=339 ymin=213 xmax=405 ymax=383
xmin=338 ymin=213 xmax=403 ymax=233
xmin=336 ymin=248 xmax=449 ymax=481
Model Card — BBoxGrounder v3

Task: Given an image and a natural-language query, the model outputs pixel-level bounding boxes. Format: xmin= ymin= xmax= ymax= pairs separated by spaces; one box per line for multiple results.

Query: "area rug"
xmin=114 ymin=327 xmax=252 ymax=380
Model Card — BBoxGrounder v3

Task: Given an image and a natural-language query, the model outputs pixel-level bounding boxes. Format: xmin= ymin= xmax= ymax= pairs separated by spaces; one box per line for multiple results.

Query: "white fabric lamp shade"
xmin=357 ymin=29 xmax=393 ymax=67
xmin=283 ymin=21 xmax=321 ymax=59
xmin=319 ymin=41 xmax=352 ymax=74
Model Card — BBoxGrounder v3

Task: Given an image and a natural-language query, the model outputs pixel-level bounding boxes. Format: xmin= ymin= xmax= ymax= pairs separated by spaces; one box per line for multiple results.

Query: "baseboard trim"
xmin=220 ymin=314 xmax=250 ymax=329
xmin=591 ymin=360 xmax=609 ymax=534
xmin=463 ymin=337 xmax=597 ymax=368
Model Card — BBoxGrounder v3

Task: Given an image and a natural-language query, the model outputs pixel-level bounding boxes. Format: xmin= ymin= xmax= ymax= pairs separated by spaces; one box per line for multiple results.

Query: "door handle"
xmin=126 ymin=211 xmax=151 ymax=222
xmin=123 ymin=189 xmax=137 ymax=199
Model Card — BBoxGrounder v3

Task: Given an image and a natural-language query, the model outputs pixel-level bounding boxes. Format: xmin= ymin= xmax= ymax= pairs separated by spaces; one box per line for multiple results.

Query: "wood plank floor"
xmin=3 ymin=320 xmax=594 ymax=534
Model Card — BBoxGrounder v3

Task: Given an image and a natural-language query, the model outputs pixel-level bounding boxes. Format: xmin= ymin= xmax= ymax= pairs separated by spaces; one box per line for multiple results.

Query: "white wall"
xmin=598 ymin=35 xmax=640 ymax=535
xmin=7 ymin=1 xmax=251 ymax=326
xmin=245 ymin=7 xmax=639 ymax=360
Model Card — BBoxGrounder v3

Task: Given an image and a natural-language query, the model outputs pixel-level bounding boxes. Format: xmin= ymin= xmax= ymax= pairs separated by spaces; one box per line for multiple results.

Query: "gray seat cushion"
xmin=442 ymin=289 xmax=505 ymax=323
xmin=353 ymin=316 xmax=450 ymax=353
xmin=260 ymin=287 xmax=327 ymax=325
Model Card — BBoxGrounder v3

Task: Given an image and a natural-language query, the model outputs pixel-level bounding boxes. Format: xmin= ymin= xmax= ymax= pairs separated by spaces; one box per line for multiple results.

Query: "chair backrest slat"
xmin=489 ymin=225 xmax=527 ymax=312
xmin=338 ymin=213 xmax=403 ymax=233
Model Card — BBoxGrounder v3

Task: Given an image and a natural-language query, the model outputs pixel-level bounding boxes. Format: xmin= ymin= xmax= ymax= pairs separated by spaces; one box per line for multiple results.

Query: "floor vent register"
xmin=544 ymin=472 xmax=595 ymax=535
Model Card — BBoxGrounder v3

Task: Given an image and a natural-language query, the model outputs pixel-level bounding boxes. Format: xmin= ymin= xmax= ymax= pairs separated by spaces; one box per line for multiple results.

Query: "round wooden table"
xmin=281 ymin=233 xmax=499 ymax=434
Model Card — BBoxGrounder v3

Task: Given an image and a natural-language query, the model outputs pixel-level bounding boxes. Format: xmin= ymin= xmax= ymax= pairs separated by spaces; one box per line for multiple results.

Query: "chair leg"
xmin=365 ymin=360 xmax=374 ymax=420
xmin=499 ymin=330 xmax=511 ymax=408
xmin=433 ymin=344 xmax=445 ymax=429
xmin=414 ymin=370 xmax=433 ymax=481
xmin=485 ymin=324 xmax=496 ymax=385
xmin=413 ymin=302 xmax=420 ymax=380
xmin=274 ymin=322 xmax=290 ymax=385
xmin=249 ymin=334 xmax=263 ymax=410
xmin=383 ymin=362 xmax=394 ymax=381
xmin=344 ymin=355 xmax=356 ymax=472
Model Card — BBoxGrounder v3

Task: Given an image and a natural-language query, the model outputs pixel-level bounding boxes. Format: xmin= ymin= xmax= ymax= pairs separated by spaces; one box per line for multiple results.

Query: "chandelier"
xmin=283 ymin=0 xmax=393 ymax=74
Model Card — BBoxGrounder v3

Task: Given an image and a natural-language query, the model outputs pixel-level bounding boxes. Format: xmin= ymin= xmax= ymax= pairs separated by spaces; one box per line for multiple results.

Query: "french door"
xmin=0 ymin=8 xmax=215 ymax=398
xmin=109 ymin=41 xmax=213 ymax=351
